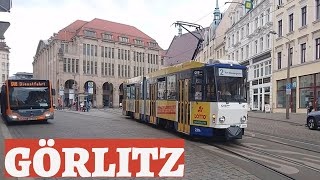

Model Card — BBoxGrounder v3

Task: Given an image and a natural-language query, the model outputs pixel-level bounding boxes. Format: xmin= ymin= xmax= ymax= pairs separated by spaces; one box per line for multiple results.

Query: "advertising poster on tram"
xmin=191 ymin=102 xmax=210 ymax=127
xmin=156 ymin=101 xmax=177 ymax=121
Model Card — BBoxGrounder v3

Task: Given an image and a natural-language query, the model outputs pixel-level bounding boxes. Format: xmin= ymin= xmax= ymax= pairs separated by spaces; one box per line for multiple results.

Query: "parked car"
xmin=306 ymin=111 xmax=320 ymax=130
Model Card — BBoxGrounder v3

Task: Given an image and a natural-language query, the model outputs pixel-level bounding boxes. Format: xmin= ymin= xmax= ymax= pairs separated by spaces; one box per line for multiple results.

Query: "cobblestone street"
xmin=0 ymin=109 xmax=260 ymax=180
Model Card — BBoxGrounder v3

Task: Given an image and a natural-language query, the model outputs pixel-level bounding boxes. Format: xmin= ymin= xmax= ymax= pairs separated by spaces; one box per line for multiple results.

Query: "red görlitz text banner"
xmin=4 ymin=139 xmax=184 ymax=178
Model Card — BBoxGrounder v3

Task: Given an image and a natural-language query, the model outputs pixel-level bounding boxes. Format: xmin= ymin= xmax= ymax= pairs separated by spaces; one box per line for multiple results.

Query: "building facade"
xmin=33 ymin=18 xmax=163 ymax=108
xmin=195 ymin=0 xmax=223 ymax=63
xmin=225 ymin=0 xmax=273 ymax=111
xmin=272 ymin=0 xmax=320 ymax=113
xmin=0 ymin=41 xmax=9 ymax=85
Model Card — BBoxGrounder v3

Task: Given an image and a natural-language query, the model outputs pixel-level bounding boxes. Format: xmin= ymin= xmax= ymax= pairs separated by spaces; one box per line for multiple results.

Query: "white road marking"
xmin=0 ymin=120 xmax=35 ymax=180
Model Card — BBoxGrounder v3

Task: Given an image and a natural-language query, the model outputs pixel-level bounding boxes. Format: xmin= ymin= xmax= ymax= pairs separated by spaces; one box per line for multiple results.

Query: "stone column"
xmin=113 ymin=88 xmax=119 ymax=108
xmin=96 ymin=85 xmax=103 ymax=108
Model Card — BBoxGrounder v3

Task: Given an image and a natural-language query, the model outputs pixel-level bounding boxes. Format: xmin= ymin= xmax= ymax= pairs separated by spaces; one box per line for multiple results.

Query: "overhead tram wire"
xmin=167 ymin=1 xmax=296 ymax=60
xmin=166 ymin=3 xmax=231 ymax=61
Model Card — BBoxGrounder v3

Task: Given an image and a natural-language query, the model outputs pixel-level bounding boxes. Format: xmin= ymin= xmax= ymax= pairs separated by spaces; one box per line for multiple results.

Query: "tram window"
xmin=126 ymin=86 xmax=131 ymax=99
xmin=206 ymin=74 xmax=217 ymax=101
xmin=157 ymin=78 xmax=166 ymax=100
xmin=194 ymin=84 xmax=202 ymax=100
xmin=192 ymin=70 xmax=204 ymax=101
xmin=130 ymin=86 xmax=135 ymax=99
xmin=167 ymin=75 xmax=176 ymax=100
xmin=140 ymin=82 xmax=143 ymax=99
xmin=146 ymin=81 xmax=150 ymax=99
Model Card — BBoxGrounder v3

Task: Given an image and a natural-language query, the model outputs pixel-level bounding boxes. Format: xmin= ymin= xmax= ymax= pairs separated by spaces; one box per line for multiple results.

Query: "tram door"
xmin=134 ymin=86 xmax=140 ymax=120
xmin=178 ymin=79 xmax=190 ymax=134
xmin=150 ymin=84 xmax=157 ymax=124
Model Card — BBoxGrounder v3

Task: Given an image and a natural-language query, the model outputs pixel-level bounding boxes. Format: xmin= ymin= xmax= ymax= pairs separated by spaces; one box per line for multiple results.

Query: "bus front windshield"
xmin=9 ymin=87 xmax=51 ymax=110
xmin=216 ymin=69 xmax=246 ymax=103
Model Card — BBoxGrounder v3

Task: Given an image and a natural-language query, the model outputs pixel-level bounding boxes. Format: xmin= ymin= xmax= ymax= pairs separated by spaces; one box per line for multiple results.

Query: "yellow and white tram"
xmin=123 ymin=59 xmax=248 ymax=140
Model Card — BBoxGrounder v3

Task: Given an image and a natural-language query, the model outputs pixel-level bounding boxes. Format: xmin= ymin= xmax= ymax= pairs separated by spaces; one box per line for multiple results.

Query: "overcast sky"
xmin=1 ymin=0 xmax=229 ymax=76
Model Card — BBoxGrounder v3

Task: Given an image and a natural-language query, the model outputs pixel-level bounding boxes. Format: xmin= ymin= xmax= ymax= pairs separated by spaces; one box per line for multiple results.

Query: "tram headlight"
xmin=219 ymin=116 xmax=225 ymax=123
xmin=212 ymin=114 xmax=216 ymax=123
xmin=241 ymin=116 xmax=247 ymax=123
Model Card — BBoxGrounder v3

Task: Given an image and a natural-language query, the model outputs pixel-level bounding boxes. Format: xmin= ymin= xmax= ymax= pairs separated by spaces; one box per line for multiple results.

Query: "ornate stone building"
xmin=225 ymin=0 xmax=273 ymax=111
xmin=272 ymin=0 xmax=320 ymax=113
xmin=195 ymin=0 xmax=223 ymax=63
xmin=0 ymin=41 xmax=9 ymax=85
xmin=33 ymin=18 xmax=164 ymax=108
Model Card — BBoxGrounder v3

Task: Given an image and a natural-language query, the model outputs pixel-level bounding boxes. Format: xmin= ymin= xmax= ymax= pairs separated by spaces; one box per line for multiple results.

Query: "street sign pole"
xmin=286 ymin=43 xmax=291 ymax=119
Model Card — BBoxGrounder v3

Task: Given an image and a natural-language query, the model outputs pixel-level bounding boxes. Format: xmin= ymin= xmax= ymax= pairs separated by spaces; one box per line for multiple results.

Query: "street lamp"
xmin=269 ymin=30 xmax=291 ymax=119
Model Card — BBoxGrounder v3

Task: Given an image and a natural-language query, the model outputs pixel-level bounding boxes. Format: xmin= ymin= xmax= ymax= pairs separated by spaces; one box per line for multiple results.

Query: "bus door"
xmin=150 ymin=84 xmax=157 ymax=124
xmin=178 ymin=79 xmax=190 ymax=134
xmin=134 ymin=86 xmax=140 ymax=120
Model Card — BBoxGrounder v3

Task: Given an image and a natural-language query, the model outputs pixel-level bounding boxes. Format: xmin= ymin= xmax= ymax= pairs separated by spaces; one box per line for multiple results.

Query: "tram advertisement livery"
xmin=191 ymin=102 xmax=210 ymax=127
xmin=156 ymin=101 xmax=177 ymax=121
xmin=123 ymin=60 xmax=248 ymax=140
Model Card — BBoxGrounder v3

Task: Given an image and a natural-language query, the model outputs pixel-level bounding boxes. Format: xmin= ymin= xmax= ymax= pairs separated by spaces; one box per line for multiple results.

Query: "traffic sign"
xmin=244 ymin=1 xmax=253 ymax=10
xmin=286 ymin=89 xmax=291 ymax=95
xmin=292 ymin=82 xmax=297 ymax=88
xmin=88 ymin=82 xmax=93 ymax=88
xmin=286 ymin=83 xmax=292 ymax=95
xmin=286 ymin=83 xmax=291 ymax=90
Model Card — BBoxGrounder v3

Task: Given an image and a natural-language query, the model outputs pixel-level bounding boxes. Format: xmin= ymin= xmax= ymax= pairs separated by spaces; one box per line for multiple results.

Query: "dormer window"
xmin=84 ymin=30 xmax=96 ymax=38
xmin=119 ymin=36 xmax=129 ymax=43
xmin=149 ymin=42 xmax=157 ymax=47
xmin=134 ymin=39 xmax=143 ymax=45
xmin=103 ymin=33 xmax=113 ymax=40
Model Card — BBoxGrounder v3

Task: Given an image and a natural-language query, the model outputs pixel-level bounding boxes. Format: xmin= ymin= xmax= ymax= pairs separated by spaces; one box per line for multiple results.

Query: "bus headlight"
xmin=219 ymin=116 xmax=225 ymax=123
xmin=241 ymin=116 xmax=247 ymax=123
xmin=9 ymin=115 xmax=18 ymax=120
xmin=44 ymin=112 xmax=53 ymax=118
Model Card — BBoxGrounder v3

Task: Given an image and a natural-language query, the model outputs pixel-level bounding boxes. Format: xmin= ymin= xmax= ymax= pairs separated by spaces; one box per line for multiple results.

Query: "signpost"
xmin=86 ymin=82 xmax=94 ymax=112
xmin=265 ymin=104 xmax=271 ymax=113
xmin=244 ymin=1 xmax=253 ymax=10
xmin=286 ymin=83 xmax=291 ymax=95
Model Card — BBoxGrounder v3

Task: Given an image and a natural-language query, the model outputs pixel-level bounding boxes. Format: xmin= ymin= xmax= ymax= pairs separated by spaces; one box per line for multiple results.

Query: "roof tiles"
xmin=56 ymin=18 xmax=158 ymax=49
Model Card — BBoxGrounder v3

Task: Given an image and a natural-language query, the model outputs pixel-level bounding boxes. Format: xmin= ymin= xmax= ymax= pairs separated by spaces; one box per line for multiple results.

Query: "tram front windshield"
xmin=215 ymin=68 xmax=246 ymax=103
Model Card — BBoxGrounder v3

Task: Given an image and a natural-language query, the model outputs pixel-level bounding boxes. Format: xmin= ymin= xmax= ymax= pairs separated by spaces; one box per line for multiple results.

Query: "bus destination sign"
xmin=10 ymin=81 xmax=48 ymax=87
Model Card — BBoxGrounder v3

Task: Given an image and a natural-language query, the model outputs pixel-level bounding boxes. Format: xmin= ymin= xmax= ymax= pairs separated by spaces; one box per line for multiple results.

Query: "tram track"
xmin=204 ymin=141 xmax=296 ymax=180
xmin=202 ymin=139 xmax=320 ymax=180
xmin=236 ymin=142 xmax=320 ymax=172
xmin=60 ymin=110 xmax=320 ymax=179
xmin=244 ymin=131 xmax=320 ymax=154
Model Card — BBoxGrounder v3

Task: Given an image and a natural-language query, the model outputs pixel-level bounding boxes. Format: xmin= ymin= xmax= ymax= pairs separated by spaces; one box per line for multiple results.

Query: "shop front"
xmin=275 ymin=73 xmax=320 ymax=113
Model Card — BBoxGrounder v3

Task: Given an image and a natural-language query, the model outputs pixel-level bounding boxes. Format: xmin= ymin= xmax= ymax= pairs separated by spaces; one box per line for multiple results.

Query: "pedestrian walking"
xmin=307 ymin=101 xmax=314 ymax=114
